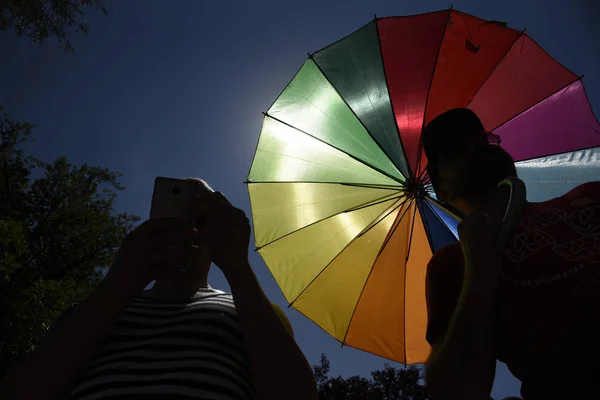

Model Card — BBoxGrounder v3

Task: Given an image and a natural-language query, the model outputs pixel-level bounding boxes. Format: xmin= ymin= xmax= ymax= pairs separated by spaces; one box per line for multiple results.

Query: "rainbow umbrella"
xmin=247 ymin=9 xmax=600 ymax=364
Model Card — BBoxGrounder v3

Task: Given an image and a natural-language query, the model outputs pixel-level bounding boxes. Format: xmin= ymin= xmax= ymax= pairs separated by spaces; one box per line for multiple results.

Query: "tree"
xmin=313 ymin=354 xmax=428 ymax=400
xmin=0 ymin=0 xmax=107 ymax=50
xmin=0 ymin=108 xmax=139 ymax=374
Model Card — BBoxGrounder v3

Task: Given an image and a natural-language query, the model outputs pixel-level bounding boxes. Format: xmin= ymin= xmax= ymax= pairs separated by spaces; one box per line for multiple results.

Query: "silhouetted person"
xmin=0 ymin=179 xmax=317 ymax=400
xmin=423 ymin=109 xmax=600 ymax=400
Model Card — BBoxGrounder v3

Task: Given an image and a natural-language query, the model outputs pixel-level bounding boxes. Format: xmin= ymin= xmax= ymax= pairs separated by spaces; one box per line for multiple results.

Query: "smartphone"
xmin=150 ymin=177 xmax=205 ymax=221
xmin=149 ymin=177 xmax=208 ymax=270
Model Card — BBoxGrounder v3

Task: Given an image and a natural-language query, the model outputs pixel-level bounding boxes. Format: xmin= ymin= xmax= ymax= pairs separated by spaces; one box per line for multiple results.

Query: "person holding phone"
xmin=0 ymin=178 xmax=318 ymax=400
xmin=422 ymin=108 xmax=600 ymax=400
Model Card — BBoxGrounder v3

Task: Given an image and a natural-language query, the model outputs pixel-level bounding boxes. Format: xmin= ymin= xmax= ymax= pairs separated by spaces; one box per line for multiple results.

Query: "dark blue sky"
xmin=1 ymin=0 xmax=598 ymax=397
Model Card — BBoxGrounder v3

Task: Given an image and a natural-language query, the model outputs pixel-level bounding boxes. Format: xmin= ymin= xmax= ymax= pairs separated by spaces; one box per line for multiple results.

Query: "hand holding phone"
xmin=194 ymin=192 xmax=252 ymax=277
xmin=108 ymin=217 xmax=196 ymax=292
xmin=149 ymin=177 xmax=213 ymax=270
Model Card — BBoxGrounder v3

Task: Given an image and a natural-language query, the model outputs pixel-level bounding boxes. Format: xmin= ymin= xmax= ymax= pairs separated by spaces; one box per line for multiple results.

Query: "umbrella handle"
xmin=494 ymin=177 xmax=527 ymax=254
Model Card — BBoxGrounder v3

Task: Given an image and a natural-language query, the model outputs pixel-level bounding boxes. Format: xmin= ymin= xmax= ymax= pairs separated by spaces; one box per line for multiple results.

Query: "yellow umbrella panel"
xmin=246 ymin=65 xmax=445 ymax=363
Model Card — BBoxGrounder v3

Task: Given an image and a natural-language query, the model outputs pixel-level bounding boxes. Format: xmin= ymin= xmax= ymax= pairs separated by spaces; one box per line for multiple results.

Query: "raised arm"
xmin=195 ymin=192 xmax=318 ymax=400
xmin=0 ymin=218 xmax=195 ymax=400
xmin=425 ymin=208 xmax=503 ymax=400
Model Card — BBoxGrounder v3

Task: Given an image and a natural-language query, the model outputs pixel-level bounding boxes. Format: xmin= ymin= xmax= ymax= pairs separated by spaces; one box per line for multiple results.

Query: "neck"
xmin=147 ymin=265 xmax=210 ymax=301
xmin=148 ymin=282 xmax=208 ymax=301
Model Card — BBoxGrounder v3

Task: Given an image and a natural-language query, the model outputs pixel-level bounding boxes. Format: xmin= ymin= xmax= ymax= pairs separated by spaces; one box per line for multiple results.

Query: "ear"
xmin=436 ymin=156 xmax=468 ymax=204
xmin=435 ymin=188 xmax=448 ymax=203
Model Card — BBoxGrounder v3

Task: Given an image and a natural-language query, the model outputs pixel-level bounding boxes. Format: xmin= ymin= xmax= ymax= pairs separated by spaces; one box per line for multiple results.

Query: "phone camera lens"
xmin=172 ymin=186 xmax=181 ymax=195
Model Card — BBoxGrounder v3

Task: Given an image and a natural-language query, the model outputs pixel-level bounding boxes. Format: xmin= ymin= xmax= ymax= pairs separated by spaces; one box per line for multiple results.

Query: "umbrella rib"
xmin=416 ymin=198 xmax=460 ymax=258
xmin=374 ymin=198 xmax=415 ymax=260
xmin=356 ymin=196 xmax=408 ymax=234
xmin=423 ymin=181 xmax=434 ymax=193
xmin=344 ymin=193 xmax=407 ymax=214
xmin=425 ymin=195 xmax=462 ymax=221
xmin=376 ymin=198 xmax=415 ymax=261
xmin=414 ymin=8 xmax=453 ymax=180
xmin=246 ymin=180 xmax=403 ymax=190
xmin=415 ymin=200 xmax=438 ymax=255
xmin=404 ymin=200 xmax=419 ymax=263
xmin=423 ymin=198 xmax=461 ymax=239
xmin=288 ymin=198 xmax=404 ymax=308
xmin=292 ymin=306 xmax=426 ymax=364
xmin=525 ymin=33 xmax=580 ymax=79
xmin=492 ymin=28 xmax=589 ymax=133
xmin=264 ymin=63 xmax=307 ymax=117
xmin=290 ymin=307 xmax=345 ymax=345
xmin=402 ymin=200 xmax=418 ymax=365
xmin=490 ymin=76 xmax=582 ymax=132
xmin=374 ymin=19 xmax=414 ymax=182
xmin=290 ymin=306 xmax=425 ymax=364
xmin=465 ymin=30 xmax=526 ymax=108
xmin=309 ymin=33 xmax=409 ymax=180
xmin=254 ymin=191 xmax=405 ymax=251
xmin=264 ymin=113 xmax=405 ymax=185
xmin=340 ymin=199 xmax=414 ymax=348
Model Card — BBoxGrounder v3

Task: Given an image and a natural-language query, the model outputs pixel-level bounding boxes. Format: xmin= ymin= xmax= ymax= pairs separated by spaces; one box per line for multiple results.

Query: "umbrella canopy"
xmin=247 ymin=8 xmax=600 ymax=364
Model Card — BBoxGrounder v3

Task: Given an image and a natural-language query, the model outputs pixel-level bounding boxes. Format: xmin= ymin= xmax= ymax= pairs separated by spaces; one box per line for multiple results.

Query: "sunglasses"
xmin=479 ymin=131 xmax=502 ymax=146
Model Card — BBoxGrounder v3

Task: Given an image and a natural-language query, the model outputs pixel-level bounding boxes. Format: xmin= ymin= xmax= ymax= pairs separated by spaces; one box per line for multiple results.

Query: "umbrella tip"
xmin=307 ymin=52 xmax=313 ymax=59
xmin=373 ymin=13 xmax=377 ymax=19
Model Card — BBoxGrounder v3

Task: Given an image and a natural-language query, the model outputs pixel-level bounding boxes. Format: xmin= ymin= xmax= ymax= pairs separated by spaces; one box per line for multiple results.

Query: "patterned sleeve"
xmin=425 ymin=243 xmax=464 ymax=347
xmin=271 ymin=302 xmax=294 ymax=338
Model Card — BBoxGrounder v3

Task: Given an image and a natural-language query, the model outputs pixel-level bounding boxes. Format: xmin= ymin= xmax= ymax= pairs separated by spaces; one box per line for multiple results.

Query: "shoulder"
xmin=185 ymin=289 xmax=236 ymax=311
xmin=271 ymin=302 xmax=294 ymax=338
xmin=429 ymin=242 xmax=463 ymax=263
xmin=193 ymin=287 xmax=231 ymax=301
xmin=427 ymin=242 xmax=464 ymax=280
xmin=197 ymin=290 xmax=294 ymax=337
xmin=198 ymin=287 xmax=228 ymax=296
xmin=426 ymin=243 xmax=464 ymax=302
xmin=526 ymin=181 xmax=600 ymax=212
xmin=561 ymin=181 xmax=600 ymax=201
xmin=44 ymin=303 xmax=78 ymax=341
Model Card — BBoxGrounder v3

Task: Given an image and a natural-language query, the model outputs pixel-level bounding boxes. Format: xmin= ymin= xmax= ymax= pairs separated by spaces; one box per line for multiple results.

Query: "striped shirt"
xmin=68 ymin=288 xmax=255 ymax=400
